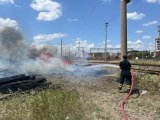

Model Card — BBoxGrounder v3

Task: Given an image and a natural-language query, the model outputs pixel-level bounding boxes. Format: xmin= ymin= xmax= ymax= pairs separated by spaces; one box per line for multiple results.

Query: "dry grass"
xmin=130 ymin=60 xmax=160 ymax=65
xmin=89 ymin=59 xmax=160 ymax=65
xmin=133 ymin=73 xmax=160 ymax=94
xmin=0 ymin=89 xmax=83 ymax=120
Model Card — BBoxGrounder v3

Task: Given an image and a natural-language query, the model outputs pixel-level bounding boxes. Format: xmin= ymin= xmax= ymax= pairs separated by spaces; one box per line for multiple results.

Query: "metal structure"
xmin=61 ymin=39 xmax=63 ymax=58
xmin=90 ymin=47 xmax=133 ymax=60
xmin=155 ymin=26 xmax=160 ymax=58
xmin=77 ymin=41 xmax=85 ymax=58
xmin=90 ymin=48 xmax=133 ymax=53
xmin=121 ymin=0 xmax=130 ymax=59
xmin=105 ymin=22 xmax=108 ymax=61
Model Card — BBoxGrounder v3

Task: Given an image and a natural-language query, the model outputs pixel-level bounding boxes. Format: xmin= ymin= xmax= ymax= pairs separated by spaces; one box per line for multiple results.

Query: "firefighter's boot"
xmin=118 ymin=84 xmax=123 ymax=90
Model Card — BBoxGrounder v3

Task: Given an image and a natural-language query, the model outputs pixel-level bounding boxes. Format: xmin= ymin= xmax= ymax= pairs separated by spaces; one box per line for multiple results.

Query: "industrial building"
xmin=155 ymin=26 xmax=160 ymax=58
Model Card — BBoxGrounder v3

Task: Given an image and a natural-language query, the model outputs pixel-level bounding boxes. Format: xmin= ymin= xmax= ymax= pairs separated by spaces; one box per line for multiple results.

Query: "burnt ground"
xmin=46 ymin=70 xmax=160 ymax=120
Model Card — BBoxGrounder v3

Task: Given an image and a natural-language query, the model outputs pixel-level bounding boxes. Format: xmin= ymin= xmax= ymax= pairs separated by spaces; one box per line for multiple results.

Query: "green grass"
xmin=134 ymin=73 xmax=160 ymax=94
xmin=82 ymin=98 xmax=110 ymax=120
xmin=0 ymin=89 xmax=83 ymax=120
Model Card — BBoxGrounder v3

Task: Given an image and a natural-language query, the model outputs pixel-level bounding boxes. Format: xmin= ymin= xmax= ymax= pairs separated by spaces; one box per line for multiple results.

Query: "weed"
xmin=0 ymin=89 xmax=83 ymax=120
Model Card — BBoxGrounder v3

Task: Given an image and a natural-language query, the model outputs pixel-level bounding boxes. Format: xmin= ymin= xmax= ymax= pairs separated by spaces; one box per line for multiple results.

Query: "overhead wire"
xmin=90 ymin=0 xmax=142 ymax=35
xmin=74 ymin=0 xmax=142 ymax=49
xmin=74 ymin=0 xmax=101 ymax=38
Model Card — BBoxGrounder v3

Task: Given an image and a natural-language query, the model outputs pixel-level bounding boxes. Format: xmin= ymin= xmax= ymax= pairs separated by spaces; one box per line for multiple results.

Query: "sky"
xmin=0 ymin=0 xmax=160 ymax=52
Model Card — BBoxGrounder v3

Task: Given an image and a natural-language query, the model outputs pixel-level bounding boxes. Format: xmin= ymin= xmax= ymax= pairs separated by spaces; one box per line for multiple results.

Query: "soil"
xmin=47 ymin=69 xmax=160 ymax=120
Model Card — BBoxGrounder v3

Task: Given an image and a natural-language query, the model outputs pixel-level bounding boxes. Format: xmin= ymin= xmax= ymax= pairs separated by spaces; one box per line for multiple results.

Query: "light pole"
xmin=121 ymin=0 xmax=131 ymax=59
xmin=69 ymin=46 xmax=71 ymax=61
xmin=105 ymin=22 xmax=108 ymax=61
xmin=61 ymin=39 xmax=63 ymax=59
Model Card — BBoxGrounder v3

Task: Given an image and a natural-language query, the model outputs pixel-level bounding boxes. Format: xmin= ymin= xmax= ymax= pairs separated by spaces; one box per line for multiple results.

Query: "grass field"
xmin=89 ymin=59 xmax=160 ymax=66
xmin=0 ymin=89 xmax=83 ymax=120
xmin=134 ymin=73 xmax=160 ymax=94
xmin=0 ymin=66 xmax=159 ymax=120
xmin=130 ymin=60 xmax=160 ymax=66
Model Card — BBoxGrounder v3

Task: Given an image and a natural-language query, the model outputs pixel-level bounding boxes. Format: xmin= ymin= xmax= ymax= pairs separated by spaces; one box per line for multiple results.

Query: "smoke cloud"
xmin=0 ymin=27 xmax=29 ymax=62
xmin=0 ymin=27 xmax=70 ymax=75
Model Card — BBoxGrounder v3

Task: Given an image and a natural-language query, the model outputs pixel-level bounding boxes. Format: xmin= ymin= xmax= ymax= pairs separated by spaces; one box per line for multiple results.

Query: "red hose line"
xmin=120 ymin=69 xmax=135 ymax=120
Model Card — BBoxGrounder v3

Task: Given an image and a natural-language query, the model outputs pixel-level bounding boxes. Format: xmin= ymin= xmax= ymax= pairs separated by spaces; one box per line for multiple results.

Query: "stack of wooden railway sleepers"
xmin=0 ymin=74 xmax=49 ymax=93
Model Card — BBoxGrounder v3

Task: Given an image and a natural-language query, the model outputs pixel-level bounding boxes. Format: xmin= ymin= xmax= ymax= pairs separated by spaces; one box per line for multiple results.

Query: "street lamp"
xmin=105 ymin=22 xmax=108 ymax=61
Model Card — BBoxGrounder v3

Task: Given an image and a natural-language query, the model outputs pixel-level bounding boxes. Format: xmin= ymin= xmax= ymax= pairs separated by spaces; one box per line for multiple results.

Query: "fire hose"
xmin=120 ymin=69 xmax=135 ymax=120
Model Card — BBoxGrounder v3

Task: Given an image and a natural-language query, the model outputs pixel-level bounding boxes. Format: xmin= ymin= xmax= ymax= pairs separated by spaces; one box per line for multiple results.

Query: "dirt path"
xmin=47 ymin=72 xmax=160 ymax=120
xmin=76 ymin=76 xmax=160 ymax=120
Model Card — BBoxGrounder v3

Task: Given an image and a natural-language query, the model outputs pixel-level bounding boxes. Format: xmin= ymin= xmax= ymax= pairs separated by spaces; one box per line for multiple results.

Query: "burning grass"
xmin=0 ymin=89 xmax=84 ymax=120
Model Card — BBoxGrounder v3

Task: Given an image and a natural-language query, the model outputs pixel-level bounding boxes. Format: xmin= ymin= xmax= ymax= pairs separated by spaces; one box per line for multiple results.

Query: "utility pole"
xmin=61 ymin=39 xmax=63 ymax=59
xmin=121 ymin=0 xmax=131 ymax=59
xmin=55 ymin=48 xmax=57 ymax=57
xmin=69 ymin=46 xmax=70 ymax=61
xmin=82 ymin=47 xmax=84 ymax=59
xmin=78 ymin=41 xmax=81 ymax=58
xmin=105 ymin=22 xmax=108 ymax=61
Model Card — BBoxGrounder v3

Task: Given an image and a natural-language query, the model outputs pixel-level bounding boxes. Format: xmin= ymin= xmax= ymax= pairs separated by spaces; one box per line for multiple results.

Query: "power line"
xmin=75 ymin=0 xmax=101 ymax=36
xmin=74 ymin=0 xmax=142 ymax=50
xmin=80 ymin=0 xmax=101 ymax=26
xmin=85 ymin=0 xmax=142 ymax=37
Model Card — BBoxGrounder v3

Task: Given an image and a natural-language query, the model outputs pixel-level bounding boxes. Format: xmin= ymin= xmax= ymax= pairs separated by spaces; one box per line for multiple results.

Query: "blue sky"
xmin=0 ymin=0 xmax=160 ymax=51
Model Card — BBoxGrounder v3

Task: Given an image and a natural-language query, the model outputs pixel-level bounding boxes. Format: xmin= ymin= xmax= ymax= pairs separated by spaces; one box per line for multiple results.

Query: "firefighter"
xmin=118 ymin=55 xmax=132 ymax=91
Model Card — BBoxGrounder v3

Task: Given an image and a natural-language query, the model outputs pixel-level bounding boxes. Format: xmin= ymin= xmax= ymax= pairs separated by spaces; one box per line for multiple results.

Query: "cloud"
xmin=115 ymin=40 xmax=144 ymax=50
xmin=67 ymin=18 xmax=78 ymax=22
xmin=136 ymin=30 xmax=144 ymax=34
xmin=127 ymin=12 xmax=145 ymax=20
xmin=32 ymin=33 xmax=67 ymax=49
xmin=33 ymin=33 xmax=67 ymax=41
xmin=72 ymin=38 xmax=95 ymax=52
xmin=127 ymin=40 xmax=144 ymax=50
xmin=115 ymin=44 xmax=120 ymax=48
xmin=142 ymin=35 xmax=151 ymax=39
xmin=0 ymin=18 xmax=19 ymax=30
xmin=30 ymin=0 xmax=62 ymax=21
xmin=143 ymin=20 xmax=158 ymax=26
xmin=0 ymin=0 xmax=14 ymax=4
xmin=101 ymin=0 xmax=112 ymax=3
xmin=148 ymin=42 xmax=155 ymax=51
xmin=144 ymin=0 xmax=160 ymax=4
xmin=128 ymin=1 xmax=133 ymax=6
xmin=71 ymin=39 xmax=144 ymax=52
xmin=99 ymin=40 xmax=113 ymax=48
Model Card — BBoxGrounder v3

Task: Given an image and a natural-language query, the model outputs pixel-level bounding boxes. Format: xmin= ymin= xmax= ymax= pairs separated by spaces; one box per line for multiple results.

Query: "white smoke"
xmin=0 ymin=27 xmax=71 ymax=75
xmin=20 ymin=58 xmax=70 ymax=74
